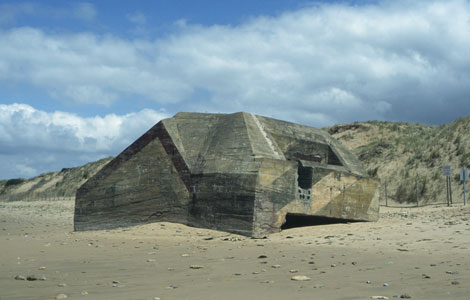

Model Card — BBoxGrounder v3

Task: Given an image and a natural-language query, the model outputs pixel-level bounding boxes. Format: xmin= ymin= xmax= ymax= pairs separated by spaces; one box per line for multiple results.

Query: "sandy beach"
xmin=1 ymin=200 xmax=469 ymax=300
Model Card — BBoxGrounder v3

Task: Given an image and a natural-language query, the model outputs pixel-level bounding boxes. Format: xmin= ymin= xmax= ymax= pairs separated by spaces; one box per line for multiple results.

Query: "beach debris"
xmin=26 ymin=275 xmax=38 ymax=281
xmin=262 ymin=280 xmax=274 ymax=283
xmin=190 ymin=264 xmax=204 ymax=269
xmin=222 ymin=236 xmax=243 ymax=241
xmin=291 ymin=275 xmax=311 ymax=281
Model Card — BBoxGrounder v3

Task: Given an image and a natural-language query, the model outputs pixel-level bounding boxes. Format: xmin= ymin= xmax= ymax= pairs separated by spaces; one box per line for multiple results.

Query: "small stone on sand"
xmin=190 ymin=264 xmax=204 ymax=269
xmin=291 ymin=275 xmax=311 ymax=281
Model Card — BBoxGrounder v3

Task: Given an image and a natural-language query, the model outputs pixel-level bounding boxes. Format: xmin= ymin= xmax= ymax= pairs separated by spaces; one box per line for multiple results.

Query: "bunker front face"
xmin=74 ymin=112 xmax=379 ymax=237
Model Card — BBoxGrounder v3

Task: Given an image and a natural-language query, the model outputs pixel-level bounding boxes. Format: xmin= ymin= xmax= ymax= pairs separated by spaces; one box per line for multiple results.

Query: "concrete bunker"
xmin=74 ymin=112 xmax=379 ymax=237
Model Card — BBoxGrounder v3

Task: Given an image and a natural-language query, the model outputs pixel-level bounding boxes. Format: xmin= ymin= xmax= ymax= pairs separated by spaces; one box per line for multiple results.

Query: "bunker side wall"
xmin=74 ymin=137 xmax=190 ymax=231
xmin=188 ymin=173 xmax=257 ymax=237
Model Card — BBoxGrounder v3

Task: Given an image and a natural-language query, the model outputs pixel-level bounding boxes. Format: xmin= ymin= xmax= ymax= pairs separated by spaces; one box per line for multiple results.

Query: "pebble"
xmin=190 ymin=264 xmax=204 ymax=269
xmin=291 ymin=275 xmax=311 ymax=281
xmin=58 ymin=283 xmax=67 ymax=287
xmin=26 ymin=275 xmax=38 ymax=281
xmin=38 ymin=266 xmax=46 ymax=270
xmin=314 ymin=284 xmax=324 ymax=288
xmin=451 ymin=280 xmax=460 ymax=285
xmin=14 ymin=275 xmax=26 ymax=281
xmin=289 ymin=269 xmax=298 ymax=273
xmin=383 ymin=283 xmax=389 ymax=287
xmin=55 ymin=294 xmax=68 ymax=299
xmin=147 ymin=259 xmax=156 ymax=262
xmin=272 ymin=264 xmax=281 ymax=268
xmin=366 ymin=280 xmax=372 ymax=284
xmin=370 ymin=297 xmax=389 ymax=300
xmin=262 ymin=280 xmax=274 ymax=284
xmin=400 ymin=294 xmax=411 ymax=299
xmin=80 ymin=291 xmax=88 ymax=295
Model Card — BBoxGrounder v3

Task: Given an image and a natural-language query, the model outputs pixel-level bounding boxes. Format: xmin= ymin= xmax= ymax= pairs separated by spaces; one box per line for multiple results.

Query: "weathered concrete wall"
xmin=252 ymin=158 xmax=297 ymax=237
xmin=252 ymin=159 xmax=379 ymax=237
xmin=74 ymin=124 xmax=190 ymax=231
xmin=188 ymin=173 xmax=257 ymax=236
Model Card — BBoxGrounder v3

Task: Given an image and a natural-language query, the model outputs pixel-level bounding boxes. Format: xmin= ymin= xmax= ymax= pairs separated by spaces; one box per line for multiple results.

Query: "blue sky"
xmin=1 ymin=0 xmax=469 ymax=179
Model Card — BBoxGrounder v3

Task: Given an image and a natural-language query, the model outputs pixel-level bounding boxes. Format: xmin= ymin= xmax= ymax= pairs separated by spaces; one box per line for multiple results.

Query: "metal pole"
xmin=449 ymin=178 xmax=453 ymax=204
xmin=446 ymin=176 xmax=450 ymax=206
xmin=416 ymin=179 xmax=419 ymax=207
xmin=464 ymin=180 xmax=467 ymax=206
xmin=385 ymin=181 xmax=388 ymax=207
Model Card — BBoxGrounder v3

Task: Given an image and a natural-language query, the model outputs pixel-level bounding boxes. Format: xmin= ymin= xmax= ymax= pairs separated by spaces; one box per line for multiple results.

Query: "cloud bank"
xmin=1 ymin=0 xmax=469 ymax=126
xmin=1 ymin=0 xmax=470 ymax=178
xmin=0 ymin=104 xmax=168 ymax=178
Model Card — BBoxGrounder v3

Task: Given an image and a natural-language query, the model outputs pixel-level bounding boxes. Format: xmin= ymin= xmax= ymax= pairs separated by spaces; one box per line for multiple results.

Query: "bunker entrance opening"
xmin=281 ymin=213 xmax=354 ymax=230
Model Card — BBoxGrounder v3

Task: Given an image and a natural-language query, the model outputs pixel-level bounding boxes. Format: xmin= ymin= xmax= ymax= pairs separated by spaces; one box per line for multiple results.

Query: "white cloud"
xmin=127 ymin=11 xmax=146 ymax=25
xmin=0 ymin=0 xmax=469 ymax=127
xmin=0 ymin=2 xmax=97 ymax=25
xmin=15 ymin=163 xmax=37 ymax=178
xmin=73 ymin=2 xmax=97 ymax=21
xmin=0 ymin=2 xmax=35 ymax=24
xmin=0 ymin=103 xmax=169 ymax=179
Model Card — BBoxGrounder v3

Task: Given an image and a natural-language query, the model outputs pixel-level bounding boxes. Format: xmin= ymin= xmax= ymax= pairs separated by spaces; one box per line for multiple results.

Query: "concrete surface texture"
xmin=75 ymin=112 xmax=379 ymax=237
